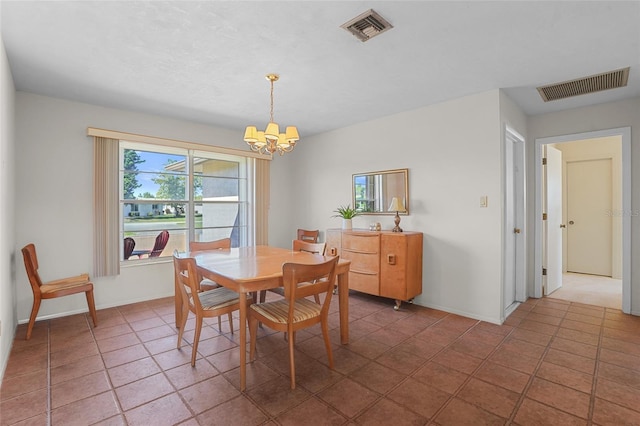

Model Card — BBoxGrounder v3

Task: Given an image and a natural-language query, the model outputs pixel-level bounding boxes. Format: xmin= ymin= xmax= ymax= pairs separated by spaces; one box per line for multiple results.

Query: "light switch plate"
xmin=480 ymin=196 xmax=488 ymax=207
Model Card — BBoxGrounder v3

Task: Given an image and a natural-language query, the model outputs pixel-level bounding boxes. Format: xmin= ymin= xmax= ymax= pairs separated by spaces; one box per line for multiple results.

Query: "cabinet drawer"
xmin=349 ymin=271 xmax=379 ymax=295
xmin=342 ymin=233 xmax=380 ymax=253
xmin=342 ymin=250 xmax=379 ymax=274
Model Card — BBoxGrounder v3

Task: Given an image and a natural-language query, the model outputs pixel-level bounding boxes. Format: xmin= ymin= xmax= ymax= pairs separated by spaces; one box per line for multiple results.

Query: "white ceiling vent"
xmin=341 ymin=9 xmax=393 ymax=42
xmin=537 ymin=67 xmax=630 ymax=102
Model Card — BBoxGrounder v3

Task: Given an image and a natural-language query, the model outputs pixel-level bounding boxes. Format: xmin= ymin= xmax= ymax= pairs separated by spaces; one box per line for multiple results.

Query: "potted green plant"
xmin=332 ymin=204 xmax=360 ymax=230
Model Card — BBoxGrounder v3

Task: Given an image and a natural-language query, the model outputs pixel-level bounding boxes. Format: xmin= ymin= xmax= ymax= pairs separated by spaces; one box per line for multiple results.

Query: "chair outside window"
xmin=123 ymin=237 xmax=135 ymax=260
xmin=149 ymin=230 xmax=170 ymax=257
xmin=297 ymin=229 xmax=319 ymax=243
xmin=21 ymin=243 xmax=98 ymax=340
xmin=248 ymin=257 xmax=339 ymax=389
xmin=173 ymin=254 xmax=252 ymax=367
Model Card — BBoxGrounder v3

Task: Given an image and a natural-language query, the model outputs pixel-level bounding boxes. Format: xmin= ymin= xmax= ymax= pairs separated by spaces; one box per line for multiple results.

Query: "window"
xmin=120 ymin=141 xmax=251 ymax=260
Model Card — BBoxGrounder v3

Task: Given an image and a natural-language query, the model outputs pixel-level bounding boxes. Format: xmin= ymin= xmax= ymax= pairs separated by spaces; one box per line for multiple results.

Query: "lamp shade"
xmin=253 ymin=131 xmax=266 ymax=148
xmin=388 ymin=197 xmax=405 ymax=212
xmin=243 ymin=126 xmax=258 ymax=142
xmin=276 ymin=133 xmax=290 ymax=148
xmin=265 ymin=122 xmax=280 ymax=140
xmin=285 ymin=126 xmax=300 ymax=142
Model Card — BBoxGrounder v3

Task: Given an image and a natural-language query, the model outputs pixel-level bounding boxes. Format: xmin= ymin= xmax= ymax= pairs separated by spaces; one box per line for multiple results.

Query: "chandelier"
xmin=243 ymin=74 xmax=300 ymax=156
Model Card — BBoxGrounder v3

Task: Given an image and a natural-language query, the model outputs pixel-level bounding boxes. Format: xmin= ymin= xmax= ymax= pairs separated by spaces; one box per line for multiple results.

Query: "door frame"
xmin=503 ymin=125 xmax=527 ymax=320
xmin=534 ymin=127 xmax=631 ymax=313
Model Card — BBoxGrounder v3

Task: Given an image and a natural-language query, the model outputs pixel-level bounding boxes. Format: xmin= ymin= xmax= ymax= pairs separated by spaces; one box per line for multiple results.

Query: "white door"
xmin=504 ymin=128 xmax=526 ymax=312
xmin=566 ymin=159 xmax=612 ymax=276
xmin=545 ymin=146 xmax=563 ymax=295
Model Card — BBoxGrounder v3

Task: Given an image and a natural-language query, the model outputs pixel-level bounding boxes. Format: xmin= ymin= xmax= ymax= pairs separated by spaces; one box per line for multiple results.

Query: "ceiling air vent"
xmin=537 ymin=67 xmax=630 ymax=102
xmin=341 ymin=9 xmax=393 ymax=42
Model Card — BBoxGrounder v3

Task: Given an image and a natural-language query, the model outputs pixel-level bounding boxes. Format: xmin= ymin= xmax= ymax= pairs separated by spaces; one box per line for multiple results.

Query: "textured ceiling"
xmin=2 ymin=1 xmax=639 ymax=138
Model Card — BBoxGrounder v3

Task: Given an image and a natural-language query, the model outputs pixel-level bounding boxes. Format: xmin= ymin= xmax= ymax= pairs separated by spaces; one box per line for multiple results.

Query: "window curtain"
xmin=254 ymin=159 xmax=270 ymax=245
xmin=93 ymin=136 xmax=119 ymax=277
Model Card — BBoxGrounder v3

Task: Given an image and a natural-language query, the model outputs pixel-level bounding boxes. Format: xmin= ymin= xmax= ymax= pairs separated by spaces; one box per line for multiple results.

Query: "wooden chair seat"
xmin=193 ymin=287 xmax=242 ymax=311
xmin=250 ymin=298 xmax=321 ymax=323
xmin=40 ymin=275 xmax=93 ymax=294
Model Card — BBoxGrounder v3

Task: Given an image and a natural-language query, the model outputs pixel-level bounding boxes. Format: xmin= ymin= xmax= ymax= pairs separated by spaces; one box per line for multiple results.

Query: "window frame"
xmin=119 ymin=141 xmax=253 ymax=263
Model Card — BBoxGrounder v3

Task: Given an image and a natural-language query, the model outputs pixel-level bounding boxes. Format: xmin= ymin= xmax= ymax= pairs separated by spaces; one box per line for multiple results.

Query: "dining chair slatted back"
xmin=260 ymin=240 xmax=327 ymax=304
xmin=292 ymin=240 xmax=326 ymax=255
xmin=248 ymin=256 xmax=339 ymax=389
xmin=296 ymin=229 xmax=319 ymax=243
xmin=173 ymin=253 xmax=252 ymax=367
xmin=123 ymin=237 xmax=135 ymax=260
xmin=21 ymin=243 xmax=98 ymax=340
xmin=149 ymin=230 xmax=169 ymax=257
xmin=189 ymin=238 xmax=231 ymax=253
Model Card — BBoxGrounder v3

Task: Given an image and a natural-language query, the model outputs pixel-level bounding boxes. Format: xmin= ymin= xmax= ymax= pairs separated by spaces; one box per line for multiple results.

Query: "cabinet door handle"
xmin=387 ymin=254 xmax=396 ymax=265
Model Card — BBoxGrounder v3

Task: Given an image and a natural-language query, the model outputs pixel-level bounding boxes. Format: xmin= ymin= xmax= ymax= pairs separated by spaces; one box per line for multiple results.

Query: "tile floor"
xmin=1 ymin=292 xmax=640 ymax=426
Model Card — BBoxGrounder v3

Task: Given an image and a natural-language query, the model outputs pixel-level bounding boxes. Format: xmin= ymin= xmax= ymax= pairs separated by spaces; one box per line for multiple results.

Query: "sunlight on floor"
xmin=547 ymin=272 xmax=622 ymax=309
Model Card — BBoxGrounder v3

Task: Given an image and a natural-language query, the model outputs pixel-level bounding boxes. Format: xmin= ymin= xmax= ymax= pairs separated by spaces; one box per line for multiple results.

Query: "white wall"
xmin=527 ymin=97 xmax=640 ymax=314
xmin=14 ymin=92 xmax=245 ymax=323
xmin=270 ymin=90 xmax=507 ymax=323
xmin=0 ymin=37 xmax=16 ymax=379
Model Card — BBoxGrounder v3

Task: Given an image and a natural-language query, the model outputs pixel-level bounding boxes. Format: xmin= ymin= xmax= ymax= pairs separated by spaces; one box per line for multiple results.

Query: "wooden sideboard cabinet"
xmin=325 ymin=229 xmax=423 ymax=310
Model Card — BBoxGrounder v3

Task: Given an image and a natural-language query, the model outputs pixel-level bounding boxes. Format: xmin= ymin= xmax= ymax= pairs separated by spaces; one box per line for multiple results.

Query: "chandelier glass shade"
xmin=244 ymin=74 xmax=300 ymax=156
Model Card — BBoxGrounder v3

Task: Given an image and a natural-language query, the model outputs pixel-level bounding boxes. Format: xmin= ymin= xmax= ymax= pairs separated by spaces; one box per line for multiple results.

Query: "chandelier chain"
xmin=270 ymin=79 xmax=274 ymax=123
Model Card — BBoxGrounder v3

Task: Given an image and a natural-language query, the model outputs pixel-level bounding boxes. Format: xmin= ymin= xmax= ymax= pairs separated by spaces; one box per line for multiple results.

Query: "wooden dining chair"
xmin=21 ymin=243 xmax=98 ymax=340
xmin=189 ymin=238 xmax=231 ymax=291
xmin=297 ymin=229 xmax=319 ymax=243
xmin=188 ymin=238 xmax=233 ymax=331
xmin=173 ymin=254 xmax=252 ymax=367
xmin=248 ymin=256 xmax=339 ymax=389
xmin=259 ymin=240 xmax=327 ymax=304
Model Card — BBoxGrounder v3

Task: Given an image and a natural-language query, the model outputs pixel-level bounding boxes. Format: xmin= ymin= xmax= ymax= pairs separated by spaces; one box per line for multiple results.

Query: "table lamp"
xmin=388 ymin=197 xmax=406 ymax=232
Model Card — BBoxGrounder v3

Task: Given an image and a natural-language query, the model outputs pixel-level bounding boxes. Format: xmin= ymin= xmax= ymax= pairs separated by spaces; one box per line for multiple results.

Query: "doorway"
xmin=534 ymin=127 xmax=631 ymax=313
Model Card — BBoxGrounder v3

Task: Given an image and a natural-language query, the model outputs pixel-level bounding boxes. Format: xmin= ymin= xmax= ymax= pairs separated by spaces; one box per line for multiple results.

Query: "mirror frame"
xmin=352 ymin=168 xmax=409 ymax=215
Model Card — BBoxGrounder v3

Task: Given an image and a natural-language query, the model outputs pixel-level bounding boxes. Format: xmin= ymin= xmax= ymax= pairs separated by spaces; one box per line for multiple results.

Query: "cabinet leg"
xmin=394 ymin=300 xmax=402 ymax=311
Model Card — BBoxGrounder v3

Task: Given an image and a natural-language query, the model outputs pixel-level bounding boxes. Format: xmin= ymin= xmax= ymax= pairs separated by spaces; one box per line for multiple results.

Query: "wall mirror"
xmin=353 ymin=168 xmax=409 ymax=215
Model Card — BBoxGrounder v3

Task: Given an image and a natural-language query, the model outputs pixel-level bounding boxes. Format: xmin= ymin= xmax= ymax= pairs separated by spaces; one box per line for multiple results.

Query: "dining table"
xmin=174 ymin=245 xmax=351 ymax=391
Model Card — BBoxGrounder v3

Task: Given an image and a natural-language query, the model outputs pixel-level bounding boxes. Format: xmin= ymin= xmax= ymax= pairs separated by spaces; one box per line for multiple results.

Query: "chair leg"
xmin=26 ymin=297 xmax=41 ymax=340
xmin=259 ymin=290 xmax=266 ymax=303
xmin=248 ymin=315 xmax=258 ymax=362
xmin=288 ymin=325 xmax=296 ymax=389
xmin=321 ymin=317 xmax=334 ymax=369
xmin=176 ymin=301 xmax=189 ymax=349
xmin=85 ymin=289 xmax=98 ymax=327
xmin=191 ymin=315 xmax=203 ymax=367
xmin=217 ymin=316 xmax=222 ymax=332
xmin=228 ymin=313 xmax=234 ymax=334
xmin=313 ymin=294 xmax=320 ymax=304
